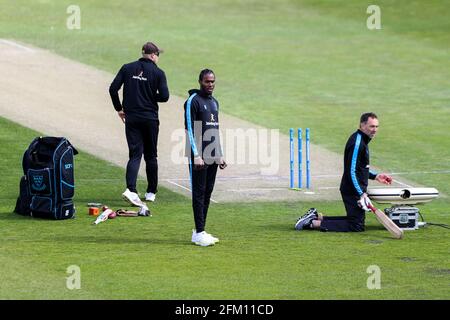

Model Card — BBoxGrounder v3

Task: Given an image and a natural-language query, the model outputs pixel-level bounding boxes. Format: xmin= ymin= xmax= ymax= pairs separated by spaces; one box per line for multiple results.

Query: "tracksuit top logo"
xmin=206 ymin=113 xmax=218 ymax=126
xmin=132 ymin=71 xmax=147 ymax=81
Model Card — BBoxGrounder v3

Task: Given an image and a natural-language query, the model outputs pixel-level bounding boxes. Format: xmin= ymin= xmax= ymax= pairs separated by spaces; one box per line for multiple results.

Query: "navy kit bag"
xmin=14 ymin=137 xmax=78 ymax=219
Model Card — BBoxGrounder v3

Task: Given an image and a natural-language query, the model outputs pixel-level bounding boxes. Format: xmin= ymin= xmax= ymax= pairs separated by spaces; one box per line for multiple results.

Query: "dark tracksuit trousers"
xmin=125 ymin=117 xmax=159 ymax=194
xmin=189 ymin=161 xmax=218 ymax=233
xmin=319 ymin=193 xmax=366 ymax=232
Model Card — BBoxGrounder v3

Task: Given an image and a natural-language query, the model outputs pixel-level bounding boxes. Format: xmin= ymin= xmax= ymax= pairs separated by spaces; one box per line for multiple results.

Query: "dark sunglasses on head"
xmin=155 ymin=51 xmax=160 ymax=56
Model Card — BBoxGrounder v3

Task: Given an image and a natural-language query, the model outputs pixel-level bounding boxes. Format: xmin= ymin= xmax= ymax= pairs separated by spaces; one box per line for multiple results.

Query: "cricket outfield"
xmin=0 ymin=0 xmax=448 ymax=300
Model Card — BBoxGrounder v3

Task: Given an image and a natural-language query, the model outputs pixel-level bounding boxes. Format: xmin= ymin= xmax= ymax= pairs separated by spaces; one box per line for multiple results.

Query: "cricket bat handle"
xmin=368 ymin=204 xmax=404 ymax=239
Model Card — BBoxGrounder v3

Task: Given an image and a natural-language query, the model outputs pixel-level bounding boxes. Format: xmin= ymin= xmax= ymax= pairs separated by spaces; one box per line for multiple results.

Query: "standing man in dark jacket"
xmin=295 ymin=112 xmax=393 ymax=232
xmin=184 ymin=69 xmax=227 ymax=247
xmin=109 ymin=42 xmax=169 ymax=206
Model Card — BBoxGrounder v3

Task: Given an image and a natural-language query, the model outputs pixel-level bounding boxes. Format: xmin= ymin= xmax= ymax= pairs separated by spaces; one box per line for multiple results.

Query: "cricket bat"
xmin=368 ymin=204 xmax=404 ymax=239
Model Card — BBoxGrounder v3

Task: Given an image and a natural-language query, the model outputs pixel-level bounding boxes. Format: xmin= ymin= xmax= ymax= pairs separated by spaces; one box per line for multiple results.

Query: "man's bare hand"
xmin=219 ymin=157 xmax=227 ymax=170
xmin=375 ymin=173 xmax=393 ymax=185
xmin=118 ymin=110 xmax=126 ymax=123
xmin=194 ymin=156 xmax=205 ymax=170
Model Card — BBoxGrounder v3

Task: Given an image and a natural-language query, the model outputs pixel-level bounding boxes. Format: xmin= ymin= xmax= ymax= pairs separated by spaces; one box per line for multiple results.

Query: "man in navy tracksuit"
xmin=295 ymin=113 xmax=393 ymax=232
xmin=109 ymin=42 xmax=169 ymax=206
xmin=184 ymin=69 xmax=227 ymax=246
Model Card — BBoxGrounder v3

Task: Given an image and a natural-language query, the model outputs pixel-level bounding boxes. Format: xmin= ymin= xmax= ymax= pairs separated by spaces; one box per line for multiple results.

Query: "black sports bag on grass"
xmin=14 ymin=136 xmax=78 ymax=220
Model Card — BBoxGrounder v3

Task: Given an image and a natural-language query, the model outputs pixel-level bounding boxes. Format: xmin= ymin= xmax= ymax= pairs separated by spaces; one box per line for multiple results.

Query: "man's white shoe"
xmin=122 ymin=188 xmax=144 ymax=207
xmin=205 ymin=232 xmax=219 ymax=243
xmin=144 ymin=192 xmax=156 ymax=202
xmin=192 ymin=231 xmax=215 ymax=247
xmin=192 ymin=230 xmax=219 ymax=244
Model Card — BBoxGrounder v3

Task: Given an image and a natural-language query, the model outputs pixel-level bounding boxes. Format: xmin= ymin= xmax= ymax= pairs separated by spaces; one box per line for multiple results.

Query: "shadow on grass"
xmin=260 ymin=221 xmax=389 ymax=232
xmin=0 ymin=211 xmax=27 ymax=220
xmin=263 ymin=222 xmax=296 ymax=232
xmin=0 ymin=212 xmax=80 ymax=221
xmin=365 ymin=225 xmax=388 ymax=231
xmin=49 ymin=235 xmax=191 ymax=246
xmin=259 ymin=221 xmax=400 ymax=241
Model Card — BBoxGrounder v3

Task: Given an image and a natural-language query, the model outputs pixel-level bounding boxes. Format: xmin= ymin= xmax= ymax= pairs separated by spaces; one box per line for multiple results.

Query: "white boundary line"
xmin=77 ymin=169 xmax=450 ymax=198
xmin=166 ymin=180 xmax=219 ymax=204
xmin=227 ymin=187 xmax=321 ymax=193
xmin=160 ymin=169 xmax=450 ymax=183
xmin=391 ymin=170 xmax=450 ymax=175
xmin=391 ymin=179 xmax=414 ymax=188
xmin=227 ymin=188 xmax=287 ymax=192
xmin=165 ymin=180 xmax=191 ymax=192
xmin=0 ymin=39 xmax=35 ymax=53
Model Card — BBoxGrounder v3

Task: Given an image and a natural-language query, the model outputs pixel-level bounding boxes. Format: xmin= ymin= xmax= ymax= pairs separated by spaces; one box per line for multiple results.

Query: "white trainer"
xmin=192 ymin=231 xmax=215 ymax=247
xmin=205 ymin=232 xmax=219 ymax=243
xmin=192 ymin=230 xmax=219 ymax=244
xmin=144 ymin=192 xmax=156 ymax=202
xmin=122 ymin=188 xmax=144 ymax=207
xmin=191 ymin=229 xmax=198 ymax=243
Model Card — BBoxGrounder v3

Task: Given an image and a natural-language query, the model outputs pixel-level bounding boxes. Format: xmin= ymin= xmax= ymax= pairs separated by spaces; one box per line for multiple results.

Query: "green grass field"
xmin=0 ymin=0 xmax=449 ymax=299
xmin=1 ymin=117 xmax=449 ymax=299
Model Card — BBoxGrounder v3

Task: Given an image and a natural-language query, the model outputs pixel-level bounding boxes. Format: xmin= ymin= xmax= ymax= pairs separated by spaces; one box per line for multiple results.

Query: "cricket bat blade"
xmin=368 ymin=205 xmax=404 ymax=239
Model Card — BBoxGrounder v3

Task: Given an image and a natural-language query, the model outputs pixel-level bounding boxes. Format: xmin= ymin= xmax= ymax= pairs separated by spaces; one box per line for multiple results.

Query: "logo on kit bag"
xmin=32 ymin=175 xmax=46 ymax=191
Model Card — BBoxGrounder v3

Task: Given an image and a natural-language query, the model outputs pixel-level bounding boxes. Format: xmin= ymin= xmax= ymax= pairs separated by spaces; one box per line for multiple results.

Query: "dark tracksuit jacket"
xmin=109 ymin=58 xmax=169 ymax=193
xmin=320 ymin=129 xmax=377 ymax=232
xmin=109 ymin=57 xmax=169 ymax=119
xmin=184 ymin=89 xmax=223 ymax=233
